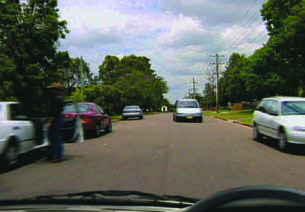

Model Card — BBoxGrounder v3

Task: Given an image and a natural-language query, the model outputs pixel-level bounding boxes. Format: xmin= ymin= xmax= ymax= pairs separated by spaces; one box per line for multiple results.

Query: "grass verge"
xmin=203 ymin=110 xmax=253 ymax=126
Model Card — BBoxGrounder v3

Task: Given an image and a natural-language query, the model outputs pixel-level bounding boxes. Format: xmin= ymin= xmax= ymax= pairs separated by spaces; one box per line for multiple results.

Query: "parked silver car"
xmin=122 ymin=105 xmax=143 ymax=120
xmin=173 ymin=99 xmax=202 ymax=122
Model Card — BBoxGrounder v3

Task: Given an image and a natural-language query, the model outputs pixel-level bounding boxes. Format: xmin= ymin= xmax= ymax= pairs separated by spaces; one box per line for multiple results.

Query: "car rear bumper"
xmin=82 ymin=122 xmax=96 ymax=131
xmin=122 ymin=113 xmax=143 ymax=118
xmin=175 ymin=113 xmax=202 ymax=118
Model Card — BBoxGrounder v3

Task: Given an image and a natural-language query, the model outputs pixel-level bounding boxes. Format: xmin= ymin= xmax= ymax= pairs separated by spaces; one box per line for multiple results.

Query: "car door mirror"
xmin=268 ymin=111 xmax=278 ymax=116
xmin=257 ymin=106 xmax=266 ymax=113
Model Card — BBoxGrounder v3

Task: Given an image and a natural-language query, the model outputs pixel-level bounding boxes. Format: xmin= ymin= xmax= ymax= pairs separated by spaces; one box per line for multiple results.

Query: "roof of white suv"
xmin=177 ymin=99 xmax=198 ymax=102
xmin=263 ymin=96 xmax=305 ymax=102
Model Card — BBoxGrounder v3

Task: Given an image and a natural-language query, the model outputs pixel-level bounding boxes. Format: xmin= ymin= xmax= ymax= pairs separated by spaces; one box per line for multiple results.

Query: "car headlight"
xmin=292 ymin=126 xmax=305 ymax=132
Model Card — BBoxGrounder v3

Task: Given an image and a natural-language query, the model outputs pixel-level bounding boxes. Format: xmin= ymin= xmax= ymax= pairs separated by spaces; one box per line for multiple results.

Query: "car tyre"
xmin=94 ymin=123 xmax=101 ymax=137
xmin=139 ymin=116 xmax=143 ymax=120
xmin=105 ymin=121 xmax=112 ymax=133
xmin=3 ymin=139 xmax=19 ymax=166
xmin=278 ymin=130 xmax=289 ymax=152
xmin=176 ymin=116 xmax=180 ymax=122
xmin=197 ymin=117 xmax=202 ymax=123
xmin=253 ymin=124 xmax=262 ymax=142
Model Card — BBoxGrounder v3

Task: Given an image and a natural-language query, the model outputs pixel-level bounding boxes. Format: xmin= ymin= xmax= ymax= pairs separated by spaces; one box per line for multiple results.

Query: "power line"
xmin=220 ymin=0 xmax=269 ymax=54
xmin=220 ymin=0 xmax=260 ymax=50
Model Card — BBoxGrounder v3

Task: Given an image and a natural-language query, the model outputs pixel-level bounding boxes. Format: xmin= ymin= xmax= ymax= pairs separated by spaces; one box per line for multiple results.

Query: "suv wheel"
xmin=4 ymin=140 xmax=19 ymax=166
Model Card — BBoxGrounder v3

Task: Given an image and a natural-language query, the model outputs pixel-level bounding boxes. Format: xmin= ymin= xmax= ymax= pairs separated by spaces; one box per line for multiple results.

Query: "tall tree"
xmin=98 ymin=55 xmax=119 ymax=85
xmin=262 ymin=0 xmax=305 ymax=95
xmin=97 ymin=54 xmax=168 ymax=111
xmin=0 ymin=0 xmax=68 ymax=115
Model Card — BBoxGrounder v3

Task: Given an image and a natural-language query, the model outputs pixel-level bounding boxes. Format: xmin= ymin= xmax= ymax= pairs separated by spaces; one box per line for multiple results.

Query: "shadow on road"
xmin=120 ymin=118 xmax=142 ymax=121
xmin=175 ymin=120 xmax=202 ymax=124
xmin=84 ymin=131 xmax=112 ymax=140
xmin=0 ymin=148 xmax=46 ymax=174
xmin=258 ymin=137 xmax=305 ymax=156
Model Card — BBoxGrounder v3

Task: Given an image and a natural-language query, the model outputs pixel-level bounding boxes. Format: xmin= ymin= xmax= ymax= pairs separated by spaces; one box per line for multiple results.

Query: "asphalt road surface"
xmin=1 ymin=113 xmax=305 ymax=200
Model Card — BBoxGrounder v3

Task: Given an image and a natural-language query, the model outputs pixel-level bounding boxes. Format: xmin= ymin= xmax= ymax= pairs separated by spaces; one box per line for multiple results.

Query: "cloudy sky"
xmin=58 ymin=0 xmax=268 ymax=103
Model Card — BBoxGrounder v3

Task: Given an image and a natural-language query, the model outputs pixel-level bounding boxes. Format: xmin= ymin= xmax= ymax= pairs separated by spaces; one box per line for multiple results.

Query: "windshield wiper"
xmin=25 ymin=190 xmax=198 ymax=204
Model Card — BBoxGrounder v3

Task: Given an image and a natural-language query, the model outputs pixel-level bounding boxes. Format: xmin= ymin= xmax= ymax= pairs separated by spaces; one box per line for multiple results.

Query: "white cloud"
xmin=158 ymin=14 xmax=206 ymax=48
xmin=58 ymin=0 xmax=268 ymax=103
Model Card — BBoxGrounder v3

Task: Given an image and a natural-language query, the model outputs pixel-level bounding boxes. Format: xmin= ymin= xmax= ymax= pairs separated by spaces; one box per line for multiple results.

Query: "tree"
xmin=202 ymin=82 xmax=216 ymax=109
xmin=262 ymin=0 xmax=305 ymax=96
xmin=98 ymin=55 xmax=120 ymax=85
xmin=220 ymin=53 xmax=249 ymax=103
xmin=0 ymin=0 xmax=68 ymax=115
xmin=83 ymin=85 xmax=122 ymax=115
xmin=98 ymin=55 xmax=168 ymax=112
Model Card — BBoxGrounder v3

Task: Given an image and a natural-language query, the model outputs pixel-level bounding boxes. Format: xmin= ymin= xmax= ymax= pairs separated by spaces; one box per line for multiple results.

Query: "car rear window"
xmin=125 ymin=106 xmax=140 ymax=110
xmin=77 ymin=104 xmax=91 ymax=112
xmin=63 ymin=105 xmax=78 ymax=113
xmin=177 ymin=101 xmax=199 ymax=108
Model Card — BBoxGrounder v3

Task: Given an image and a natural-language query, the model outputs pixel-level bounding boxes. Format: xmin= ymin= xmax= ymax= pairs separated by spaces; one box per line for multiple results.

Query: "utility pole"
xmin=189 ymin=76 xmax=199 ymax=99
xmin=192 ymin=76 xmax=196 ymax=99
xmin=80 ymin=57 xmax=84 ymax=102
xmin=210 ymin=53 xmax=224 ymax=113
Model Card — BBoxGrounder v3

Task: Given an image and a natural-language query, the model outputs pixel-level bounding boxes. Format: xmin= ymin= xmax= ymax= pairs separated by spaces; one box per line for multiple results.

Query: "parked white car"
xmin=0 ymin=102 xmax=48 ymax=166
xmin=253 ymin=97 xmax=305 ymax=152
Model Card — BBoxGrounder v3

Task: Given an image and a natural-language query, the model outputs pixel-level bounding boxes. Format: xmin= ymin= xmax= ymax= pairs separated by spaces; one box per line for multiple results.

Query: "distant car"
xmin=0 ymin=102 xmax=48 ymax=166
xmin=253 ymin=96 xmax=305 ymax=152
xmin=77 ymin=103 xmax=112 ymax=137
xmin=61 ymin=101 xmax=84 ymax=143
xmin=173 ymin=99 xmax=202 ymax=122
xmin=122 ymin=105 xmax=143 ymax=120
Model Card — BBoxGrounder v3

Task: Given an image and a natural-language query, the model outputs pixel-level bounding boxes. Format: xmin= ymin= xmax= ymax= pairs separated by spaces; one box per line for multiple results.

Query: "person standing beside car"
xmin=46 ymin=83 xmax=65 ymax=162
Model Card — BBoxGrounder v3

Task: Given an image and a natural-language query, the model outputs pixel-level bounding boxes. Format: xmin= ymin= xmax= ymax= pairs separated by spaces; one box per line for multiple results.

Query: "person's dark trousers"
xmin=47 ymin=118 xmax=64 ymax=159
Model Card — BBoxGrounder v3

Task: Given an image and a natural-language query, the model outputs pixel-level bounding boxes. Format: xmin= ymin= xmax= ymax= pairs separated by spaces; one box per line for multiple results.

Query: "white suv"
xmin=253 ymin=97 xmax=305 ymax=151
xmin=173 ymin=99 xmax=202 ymax=122
xmin=0 ymin=102 xmax=48 ymax=166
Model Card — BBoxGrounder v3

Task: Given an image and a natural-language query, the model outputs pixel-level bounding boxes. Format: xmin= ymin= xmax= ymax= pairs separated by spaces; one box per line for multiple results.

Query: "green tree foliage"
xmin=56 ymin=53 xmax=93 ymax=96
xmin=97 ymin=55 xmax=168 ymax=112
xmin=261 ymin=0 xmax=305 ymax=95
xmin=218 ymin=0 xmax=305 ymax=105
xmin=220 ymin=53 xmax=249 ymax=103
xmin=98 ymin=55 xmax=120 ymax=85
xmin=202 ymin=82 xmax=216 ymax=109
xmin=0 ymin=0 xmax=68 ymax=115
xmin=83 ymin=85 xmax=121 ymax=115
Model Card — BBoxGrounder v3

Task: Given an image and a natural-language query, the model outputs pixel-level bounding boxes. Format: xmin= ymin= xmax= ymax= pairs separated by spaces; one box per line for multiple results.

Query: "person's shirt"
xmin=50 ymin=95 xmax=64 ymax=121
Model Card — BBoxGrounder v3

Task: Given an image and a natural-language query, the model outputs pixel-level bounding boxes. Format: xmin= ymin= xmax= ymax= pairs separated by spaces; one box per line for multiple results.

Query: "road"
xmin=1 ymin=113 xmax=305 ymax=200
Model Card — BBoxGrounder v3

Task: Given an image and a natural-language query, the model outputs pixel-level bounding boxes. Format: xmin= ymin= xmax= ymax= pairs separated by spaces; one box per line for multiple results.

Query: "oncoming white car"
xmin=253 ymin=97 xmax=305 ymax=152
xmin=0 ymin=102 xmax=48 ymax=166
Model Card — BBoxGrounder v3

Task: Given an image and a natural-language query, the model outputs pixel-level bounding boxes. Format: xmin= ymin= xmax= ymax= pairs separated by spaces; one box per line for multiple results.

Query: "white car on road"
xmin=253 ymin=96 xmax=305 ymax=151
xmin=0 ymin=102 xmax=48 ymax=166
xmin=173 ymin=99 xmax=202 ymax=122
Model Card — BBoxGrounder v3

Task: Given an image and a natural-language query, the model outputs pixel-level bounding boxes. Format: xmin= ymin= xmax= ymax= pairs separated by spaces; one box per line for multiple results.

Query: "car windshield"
xmin=177 ymin=101 xmax=199 ymax=108
xmin=2 ymin=0 xmax=305 ymax=204
xmin=282 ymin=101 xmax=305 ymax=115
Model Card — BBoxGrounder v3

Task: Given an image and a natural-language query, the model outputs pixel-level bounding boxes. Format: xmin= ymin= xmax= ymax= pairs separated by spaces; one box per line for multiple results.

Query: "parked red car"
xmin=77 ymin=103 xmax=112 ymax=137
